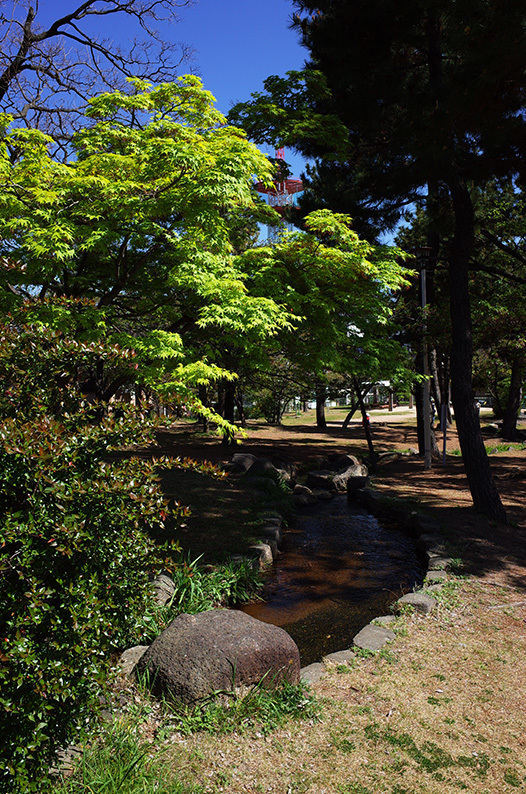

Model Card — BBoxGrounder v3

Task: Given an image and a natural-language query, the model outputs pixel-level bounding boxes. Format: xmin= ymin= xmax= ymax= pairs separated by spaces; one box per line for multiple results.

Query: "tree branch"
xmin=0 ymin=0 xmax=195 ymax=141
xmin=480 ymin=228 xmax=526 ymax=270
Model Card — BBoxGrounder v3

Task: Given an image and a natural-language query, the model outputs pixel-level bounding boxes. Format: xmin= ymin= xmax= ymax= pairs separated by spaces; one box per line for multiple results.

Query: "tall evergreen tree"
xmin=232 ymin=0 xmax=526 ymax=522
xmin=296 ymin=0 xmax=526 ymax=523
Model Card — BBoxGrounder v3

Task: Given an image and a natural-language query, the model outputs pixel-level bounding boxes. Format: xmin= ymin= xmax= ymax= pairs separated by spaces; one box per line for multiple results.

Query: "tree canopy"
xmin=0 ymin=76 xmax=293 ymax=415
xmin=230 ymin=0 xmax=526 ymax=522
xmin=240 ymin=210 xmax=412 ymax=381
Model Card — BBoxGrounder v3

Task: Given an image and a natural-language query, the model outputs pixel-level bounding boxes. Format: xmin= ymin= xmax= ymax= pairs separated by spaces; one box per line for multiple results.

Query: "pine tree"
xmin=232 ymin=0 xmax=526 ymax=522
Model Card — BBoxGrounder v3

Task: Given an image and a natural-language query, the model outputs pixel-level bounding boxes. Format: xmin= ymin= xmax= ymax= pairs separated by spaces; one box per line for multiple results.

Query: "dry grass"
xmin=126 ymin=409 xmax=526 ymax=793
xmin=133 ymin=579 xmax=526 ymax=793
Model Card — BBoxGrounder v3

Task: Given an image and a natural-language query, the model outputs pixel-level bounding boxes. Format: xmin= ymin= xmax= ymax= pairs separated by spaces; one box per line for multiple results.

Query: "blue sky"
xmin=174 ymin=0 xmax=308 ymax=176
xmin=40 ymin=1 xmax=308 ymax=174
xmin=176 ymin=2 xmax=304 ymax=110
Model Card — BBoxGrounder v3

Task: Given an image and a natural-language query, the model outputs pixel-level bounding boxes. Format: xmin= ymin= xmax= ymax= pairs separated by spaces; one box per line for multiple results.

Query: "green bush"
xmin=0 ymin=323 xmax=184 ymax=791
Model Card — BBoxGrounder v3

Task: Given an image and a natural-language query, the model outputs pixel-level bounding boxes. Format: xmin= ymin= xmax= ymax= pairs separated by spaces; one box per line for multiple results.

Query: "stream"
xmin=241 ymin=495 xmax=424 ymax=666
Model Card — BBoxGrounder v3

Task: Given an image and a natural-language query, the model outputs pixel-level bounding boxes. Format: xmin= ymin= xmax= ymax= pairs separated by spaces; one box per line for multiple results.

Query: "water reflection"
xmin=241 ymin=496 xmax=423 ymax=666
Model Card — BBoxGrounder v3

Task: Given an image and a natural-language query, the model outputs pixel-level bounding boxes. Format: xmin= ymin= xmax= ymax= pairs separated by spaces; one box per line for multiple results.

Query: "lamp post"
xmin=414 ymin=247 xmax=432 ymax=470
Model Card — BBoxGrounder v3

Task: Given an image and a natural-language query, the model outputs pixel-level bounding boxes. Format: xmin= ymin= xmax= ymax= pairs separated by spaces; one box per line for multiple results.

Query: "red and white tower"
xmin=255 ymin=149 xmax=303 ymax=238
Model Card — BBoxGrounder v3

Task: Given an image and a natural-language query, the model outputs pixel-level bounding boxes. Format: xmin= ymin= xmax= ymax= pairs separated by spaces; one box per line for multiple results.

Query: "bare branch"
xmin=0 ymin=0 xmax=196 ymax=145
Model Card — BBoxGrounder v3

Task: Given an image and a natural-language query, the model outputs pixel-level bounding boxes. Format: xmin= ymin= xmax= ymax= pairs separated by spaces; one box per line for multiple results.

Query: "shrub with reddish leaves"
xmin=0 ymin=322 xmax=183 ymax=792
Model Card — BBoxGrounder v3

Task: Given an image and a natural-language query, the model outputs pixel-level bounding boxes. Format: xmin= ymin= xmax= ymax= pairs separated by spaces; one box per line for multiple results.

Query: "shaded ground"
xmin=153 ymin=408 xmax=526 ymax=592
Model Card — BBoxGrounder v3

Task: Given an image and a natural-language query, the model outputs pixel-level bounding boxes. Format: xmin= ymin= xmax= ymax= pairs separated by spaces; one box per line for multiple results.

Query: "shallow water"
xmin=241 ymin=496 xmax=424 ymax=666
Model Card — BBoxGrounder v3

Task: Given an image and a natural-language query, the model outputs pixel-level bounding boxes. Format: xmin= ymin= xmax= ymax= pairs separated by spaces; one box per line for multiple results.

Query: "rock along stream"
xmin=241 ymin=495 xmax=424 ymax=666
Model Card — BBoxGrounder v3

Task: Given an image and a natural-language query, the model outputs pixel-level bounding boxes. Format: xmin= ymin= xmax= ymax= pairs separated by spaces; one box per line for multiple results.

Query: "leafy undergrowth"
xmin=135 ymin=555 xmax=264 ymax=643
xmin=63 ymin=577 xmax=526 ymax=794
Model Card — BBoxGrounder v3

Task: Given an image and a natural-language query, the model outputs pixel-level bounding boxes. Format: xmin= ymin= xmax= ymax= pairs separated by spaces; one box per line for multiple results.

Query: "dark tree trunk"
xmin=223 ymin=382 xmax=235 ymax=423
xmin=315 ymin=382 xmax=327 ymax=428
xmin=216 ymin=385 xmax=225 ymax=418
xmin=501 ymin=359 xmax=523 ymax=440
xmin=415 ymin=366 xmax=441 ymax=459
xmin=219 ymin=381 xmax=237 ymax=446
xmin=438 ymin=353 xmax=452 ymax=430
xmin=429 ymin=348 xmax=441 ymax=414
xmin=342 ymin=383 xmax=371 ymax=429
xmin=353 ymin=377 xmax=377 ymax=472
xmin=342 ymin=400 xmax=359 ymax=429
xmin=448 ymin=177 xmax=507 ymax=523
xmin=198 ymin=384 xmax=209 ymax=432
xmin=235 ymin=391 xmax=246 ymax=427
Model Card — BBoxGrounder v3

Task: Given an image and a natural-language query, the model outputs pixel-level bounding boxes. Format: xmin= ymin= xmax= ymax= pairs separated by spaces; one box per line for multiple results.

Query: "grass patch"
xmin=165 ymin=678 xmax=321 ymax=737
xmin=486 ymin=442 xmax=526 ymax=454
xmin=430 ymin=576 xmax=464 ymax=608
xmin=364 ymin=724 xmax=490 ymax=780
xmin=452 ymin=441 xmax=526 ymax=456
xmin=503 ymin=769 xmax=523 ymax=787
xmin=55 ymin=719 xmax=201 ymax=794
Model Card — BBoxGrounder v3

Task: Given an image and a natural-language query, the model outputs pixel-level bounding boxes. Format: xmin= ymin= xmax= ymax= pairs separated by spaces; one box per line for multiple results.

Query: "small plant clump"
xmin=55 ymin=718 xmax=202 ymax=794
xmin=165 ymin=677 xmax=321 ymax=737
xmin=136 ymin=555 xmax=263 ymax=643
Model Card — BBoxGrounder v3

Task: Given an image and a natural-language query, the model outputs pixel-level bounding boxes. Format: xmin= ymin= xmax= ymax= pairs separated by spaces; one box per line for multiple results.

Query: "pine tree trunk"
xmin=491 ymin=365 xmax=504 ymax=418
xmin=438 ymin=353 xmax=452 ymax=429
xmin=501 ymin=360 xmax=523 ymax=440
xmin=429 ymin=348 xmax=442 ymax=414
xmin=415 ymin=365 xmax=440 ymax=459
xmin=448 ymin=177 xmax=507 ymax=523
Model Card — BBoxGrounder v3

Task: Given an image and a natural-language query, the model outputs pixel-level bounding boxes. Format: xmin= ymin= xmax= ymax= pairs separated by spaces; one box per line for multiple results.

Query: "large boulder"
xmin=332 ymin=463 xmax=369 ymax=493
xmin=325 ymin=453 xmax=361 ymax=471
xmin=244 ymin=457 xmax=279 ymax=478
xmin=305 ymin=470 xmax=335 ymax=490
xmin=136 ymin=609 xmax=300 ymax=703
xmin=275 ymin=461 xmax=298 ymax=484
xmin=232 ymin=452 xmax=257 ymax=470
xmin=306 ymin=463 xmax=368 ymax=493
xmin=222 ymin=453 xmax=257 ymax=474
xmin=346 ymin=475 xmax=370 ymax=499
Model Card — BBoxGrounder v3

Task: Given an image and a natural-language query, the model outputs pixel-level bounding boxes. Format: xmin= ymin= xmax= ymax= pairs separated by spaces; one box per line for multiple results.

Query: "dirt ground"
xmin=155 ymin=407 xmax=526 ymax=591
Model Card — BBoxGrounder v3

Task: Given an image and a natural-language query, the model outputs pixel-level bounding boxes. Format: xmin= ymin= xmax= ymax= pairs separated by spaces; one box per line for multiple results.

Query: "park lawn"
xmin=107 ymin=576 xmax=526 ymax=794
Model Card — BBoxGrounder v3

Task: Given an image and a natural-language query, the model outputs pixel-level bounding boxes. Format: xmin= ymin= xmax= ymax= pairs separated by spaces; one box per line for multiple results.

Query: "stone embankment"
xmin=300 ymin=482 xmax=454 ymax=683
xmin=120 ymin=450 xmax=454 ymax=702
